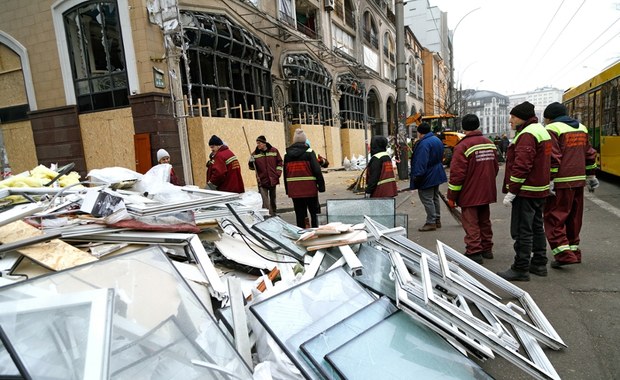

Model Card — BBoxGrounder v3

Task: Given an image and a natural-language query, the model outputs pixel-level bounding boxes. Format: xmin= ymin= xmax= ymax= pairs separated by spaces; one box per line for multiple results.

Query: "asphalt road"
xmin=266 ymin=166 xmax=620 ymax=380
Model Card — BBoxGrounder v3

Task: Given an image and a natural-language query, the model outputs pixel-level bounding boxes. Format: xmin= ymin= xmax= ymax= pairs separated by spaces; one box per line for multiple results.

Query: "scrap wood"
xmin=0 ymin=220 xmax=97 ymax=271
xmin=298 ymin=230 xmax=368 ymax=251
xmin=246 ymin=267 xmax=281 ymax=301
xmin=296 ymin=223 xmax=354 ymax=242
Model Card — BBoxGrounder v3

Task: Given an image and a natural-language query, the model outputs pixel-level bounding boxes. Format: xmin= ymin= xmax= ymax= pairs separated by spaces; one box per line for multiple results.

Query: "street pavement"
xmin=248 ymin=165 xmax=620 ymax=380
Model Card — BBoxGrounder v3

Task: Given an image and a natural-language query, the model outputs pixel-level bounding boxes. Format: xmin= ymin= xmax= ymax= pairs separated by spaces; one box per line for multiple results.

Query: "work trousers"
xmin=292 ymin=196 xmax=320 ymax=228
xmin=418 ymin=186 xmax=441 ymax=224
xmin=544 ymin=187 xmax=584 ymax=256
xmin=259 ymin=186 xmax=277 ymax=216
xmin=461 ymin=204 xmax=493 ymax=255
xmin=510 ymin=196 xmax=547 ymax=271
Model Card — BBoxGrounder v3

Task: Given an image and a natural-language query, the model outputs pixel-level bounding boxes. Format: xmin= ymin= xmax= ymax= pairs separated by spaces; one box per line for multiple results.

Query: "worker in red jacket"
xmin=365 ymin=136 xmax=397 ymax=198
xmin=497 ymin=101 xmax=552 ymax=282
xmin=249 ymin=135 xmax=283 ymax=217
xmin=542 ymin=102 xmax=598 ymax=268
xmin=447 ymin=114 xmax=499 ymax=264
xmin=206 ymin=135 xmax=245 ymax=193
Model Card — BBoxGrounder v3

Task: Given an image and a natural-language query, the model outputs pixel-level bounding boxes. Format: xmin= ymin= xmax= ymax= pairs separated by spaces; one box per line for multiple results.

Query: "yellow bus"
xmin=563 ymin=61 xmax=620 ymax=176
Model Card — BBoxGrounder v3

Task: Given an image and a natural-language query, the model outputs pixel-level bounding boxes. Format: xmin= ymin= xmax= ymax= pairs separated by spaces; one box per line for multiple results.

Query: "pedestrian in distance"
xmin=284 ymin=129 xmax=325 ymax=228
xmin=409 ymin=122 xmax=447 ymax=231
xmin=365 ymin=136 xmax=398 ymax=198
xmin=500 ymin=134 xmax=510 ymax=161
xmin=156 ymin=148 xmax=182 ymax=186
xmin=497 ymin=101 xmax=552 ymax=281
xmin=542 ymin=102 xmax=599 ymax=268
xmin=447 ymin=114 xmax=499 ymax=264
xmin=249 ymin=135 xmax=283 ymax=217
xmin=205 ymin=135 xmax=245 ymax=193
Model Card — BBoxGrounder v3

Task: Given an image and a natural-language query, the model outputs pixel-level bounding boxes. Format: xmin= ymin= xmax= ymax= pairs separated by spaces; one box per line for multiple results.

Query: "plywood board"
xmin=0 ymin=220 xmax=97 ymax=271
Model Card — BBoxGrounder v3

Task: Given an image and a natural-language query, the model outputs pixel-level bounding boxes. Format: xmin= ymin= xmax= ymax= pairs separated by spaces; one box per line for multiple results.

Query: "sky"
xmin=428 ymin=0 xmax=620 ymax=95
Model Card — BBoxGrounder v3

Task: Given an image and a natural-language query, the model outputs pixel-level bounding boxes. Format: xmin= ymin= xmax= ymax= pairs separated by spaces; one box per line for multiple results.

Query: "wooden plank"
xmin=0 ymin=220 xmax=97 ymax=271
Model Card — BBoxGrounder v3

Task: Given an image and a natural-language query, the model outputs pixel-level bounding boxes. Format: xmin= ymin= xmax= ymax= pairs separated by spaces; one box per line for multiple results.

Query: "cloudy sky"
xmin=428 ymin=0 xmax=620 ymax=95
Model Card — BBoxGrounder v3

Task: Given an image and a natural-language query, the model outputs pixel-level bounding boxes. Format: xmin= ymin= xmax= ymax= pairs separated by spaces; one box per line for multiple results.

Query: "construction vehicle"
xmin=406 ymin=113 xmax=464 ymax=166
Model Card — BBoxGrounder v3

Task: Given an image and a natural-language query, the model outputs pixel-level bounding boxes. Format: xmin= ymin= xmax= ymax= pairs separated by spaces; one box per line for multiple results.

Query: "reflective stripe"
xmin=276 ymin=166 xmax=283 ymax=171
xmin=510 ymin=176 xmax=525 ymax=183
xmin=513 ymin=123 xmax=551 ymax=144
xmin=550 ymin=168 xmax=558 ymax=173
xmin=464 ymin=143 xmax=496 ymax=157
xmin=448 ymin=183 xmax=462 ymax=191
xmin=373 ymin=151 xmax=390 ymax=159
xmin=546 ymin=122 xmax=588 ymax=135
xmin=225 ymin=156 xmax=238 ymax=165
xmin=569 ymin=244 xmax=579 ymax=251
xmin=521 ymin=184 xmax=550 ymax=192
xmin=377 ymin=177 xmax=396 ymax=185
xmin=552 ymin=245 xmax=571 ymax=255
xmin=554 ymin=175 xmax=586 ymax=183
xmin=586 ymin=164 xmax=597 ymax=170
xmin=286 ymin=176 xmax=316 ymax=182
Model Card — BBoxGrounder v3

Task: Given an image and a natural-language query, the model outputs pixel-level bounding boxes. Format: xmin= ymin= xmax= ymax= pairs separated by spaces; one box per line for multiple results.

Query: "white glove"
xmin=549 ymin=181 xmax=555 ymax=196
xmin=249 ymin=155 xmax=255 ymax=162
xmin=503 ymin=192 xmax=516 ymax=207
xmin=586 ymin=175 xmax=599 ymax=192
xmin=364 ymin=193 xmax=371 ymax=199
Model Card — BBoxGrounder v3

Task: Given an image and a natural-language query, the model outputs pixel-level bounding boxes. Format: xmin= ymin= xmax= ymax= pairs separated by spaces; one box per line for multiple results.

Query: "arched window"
xmin=408 ymin=57 xmax=416 ymax=96
xmin=63 ymin=0 xmax=129 ymax=112
xmin=383 ymin=33 xmax=395 ymax=83
xmin=362 ymin=12 xmax=378 ymax=49
xmin=180 ymin=12 xmax=274 ymax=119
xmin=337 ymin=74 xmax=364 ymax=129
xmin=283 ymin=53 xmax=332 ymax=125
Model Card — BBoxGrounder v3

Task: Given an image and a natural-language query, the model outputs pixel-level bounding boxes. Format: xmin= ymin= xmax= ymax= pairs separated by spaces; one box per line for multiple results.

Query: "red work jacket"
xmin=206 ymin=145 xmax=245 ymax=193
xmin=366 ymin=152 xmax=397 ymax=197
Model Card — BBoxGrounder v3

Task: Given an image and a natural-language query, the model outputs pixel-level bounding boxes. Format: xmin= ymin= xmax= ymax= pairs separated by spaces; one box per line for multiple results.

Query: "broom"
xmin=347 ymin=167 xmax=367 ymax=193
xmin=439 ymin=192 xmax=462 ymax=225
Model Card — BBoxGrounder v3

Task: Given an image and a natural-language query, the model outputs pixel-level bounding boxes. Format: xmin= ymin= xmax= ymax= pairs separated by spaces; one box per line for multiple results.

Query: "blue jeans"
xmin=418 ymin=186 xmax=441 ymax=225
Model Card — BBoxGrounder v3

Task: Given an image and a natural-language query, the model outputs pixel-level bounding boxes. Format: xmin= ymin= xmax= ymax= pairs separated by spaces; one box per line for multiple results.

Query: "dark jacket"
xmin=409 ymin=133 xmax=447 ymax=190
xmin=366 ymin=136 xmax=397 ymax=197
xmin=546 ymin=116 xmax=598 ymax=189
xmin=206 ymin=145 xmax=245 ymax=193
xmin=283 ymin=142 xmax=325 ymax=198
xmin=249 ymin=143 xmax=283 ymax=188
xmin=503 ymin=118 xmax=551 ymax=198
xmin=447 ymin=130 xmax=499 ymax=207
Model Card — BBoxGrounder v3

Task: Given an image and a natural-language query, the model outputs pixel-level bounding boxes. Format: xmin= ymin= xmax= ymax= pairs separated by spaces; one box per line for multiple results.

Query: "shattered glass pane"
xmin=326 ymin=198 xmax=396 ymax=227
xmin=250 ymin=268 xmax=375 ymax=379
xmin=300 ymin=296 xmax=397 ymax=380
xmin=325 ymin=311 xmax=492 ymax=380
xmin=347 ymin=244 xmax=396 ymax=300
xmin=251 ymin=216 xmax=307 ymax=259
xmin=0 ymin=246 xmax=251 ymax=380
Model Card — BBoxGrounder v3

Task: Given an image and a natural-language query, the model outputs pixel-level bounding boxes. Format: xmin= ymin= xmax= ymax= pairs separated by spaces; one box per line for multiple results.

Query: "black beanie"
xmin=461 ymin=114 xmax=480 ymax=131
xmin=543 ymin=102 xmax=567 ymax=120
xmin=510 ymin=101 xmax=536 ymax=120
xmin=417 ymin=122 xmax=431 ymax=134
xmin=256 ymin=135 xmax=267 ymax=144
xmin=208 ymin=135 xmax=223 ymax=146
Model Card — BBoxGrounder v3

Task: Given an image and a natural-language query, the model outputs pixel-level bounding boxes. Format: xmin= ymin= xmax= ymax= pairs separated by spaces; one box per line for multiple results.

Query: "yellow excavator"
xmin=406 ymin=113 xmax=464 ymax=166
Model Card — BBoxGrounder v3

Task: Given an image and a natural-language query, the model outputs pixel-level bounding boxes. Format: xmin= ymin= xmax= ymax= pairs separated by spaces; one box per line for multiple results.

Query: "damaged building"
xmin=0 ymin=0 xmax=452 ymax=186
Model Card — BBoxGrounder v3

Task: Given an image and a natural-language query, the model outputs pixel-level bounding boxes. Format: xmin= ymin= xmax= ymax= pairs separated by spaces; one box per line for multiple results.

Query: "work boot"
xmin=465 ymin=253 xmax=483 ymax=264
xmin=435 ymin=219 xmax=441 ymax=228
xmin=418 ymin=223 xmax=436 ymax=232
xmin=550 ymin=251 xmax=579 ymax=269
xmin=573 ymin=250 xmax=582 ymax=263
xmin=481 ymin=251 xmax=494 ymax=259
xmin=529 ymin=264 xmax=548 ymax=277
xmin=496 ymin=268 xmax=530 ymax=282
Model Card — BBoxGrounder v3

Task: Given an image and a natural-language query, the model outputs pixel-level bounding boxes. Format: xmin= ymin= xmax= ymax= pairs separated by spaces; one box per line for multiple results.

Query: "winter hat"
xmin=208 ymin=135 xmax=223 ymax=146
xmin=510 ymin=101 xmax=536 ymax=120
xmin=157 ymin=149 xmax=170 ymax=162
xmin=543 ymin=102 xmax=567 ymax=120
xmin=256 ymin=135 xmax=267 ymax=144
xmin=293 ymin=129 xmax=307 ymax=143
xmin=461 ymin=114 xmax=480 ymax=131
xmin=417 ymin=122 xmax=431 ymax=134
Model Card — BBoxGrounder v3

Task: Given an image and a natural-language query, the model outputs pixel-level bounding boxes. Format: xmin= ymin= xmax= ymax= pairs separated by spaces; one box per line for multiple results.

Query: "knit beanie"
xmin=157 ymin=149 xmax=170 ymax=162
xmin=461 ymin=114 xmax=480 ymax=131
xmin=293 ymin=129 xmax=307 ymax=143
xmin=543 ymin=102 xmax=567 ymax=120
xmin=417 ymin=122 xmax=431 ymax=134
xmin=208 ymin=135 xmax=223 ymax=146
xmin=510 ymin=101 xmax=536 ymax=120
xmin=256 ymin=135 xmax=267 ymax=144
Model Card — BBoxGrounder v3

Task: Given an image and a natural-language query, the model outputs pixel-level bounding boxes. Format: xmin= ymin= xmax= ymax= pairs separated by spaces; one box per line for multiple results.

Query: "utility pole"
xmin=395 ymin=0 xmax=408 ymax=180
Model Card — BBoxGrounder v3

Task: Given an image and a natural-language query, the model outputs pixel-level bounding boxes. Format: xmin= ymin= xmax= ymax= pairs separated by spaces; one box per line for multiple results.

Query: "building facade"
xmin=461 ymin=90 xmax=510 ymax=137
xmin=508 ymin=87 xmax=564 ymax=122
xmin=0 ymin=0 xmax=441 ymax=186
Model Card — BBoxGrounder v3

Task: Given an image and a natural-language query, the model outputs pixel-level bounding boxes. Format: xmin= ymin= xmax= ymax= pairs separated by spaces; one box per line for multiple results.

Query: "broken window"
xmin=337 ymin=74 xmax=364 ymax=129
xmin=63 ymin=1 xmax=129 ymax=112
xmin=362 ymin=11 xmax=378 ymax=49
xmin=180 ymin=12 xmax=274 ymax=119
xmin=282 ymin=53 xmax=332 ymax=125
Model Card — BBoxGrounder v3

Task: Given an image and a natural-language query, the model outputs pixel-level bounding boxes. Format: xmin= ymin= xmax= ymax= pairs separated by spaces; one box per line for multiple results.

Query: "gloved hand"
xmin=549 ymin=181 xmax=555 ymax=196
xmin=448 ymin=199 xmax=457 ymax=209
xmin=249 ymin=155 xmax=255 ymax=162
xmin=206 ymin=182 xmax=217 ymax=190
xmin=503 ymin=192 xmax=516 ymax=207
xmin=364 ymin=193 xmax=371 ymax=199
xmin=586 ymin=175 xmax=599 ymax=192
